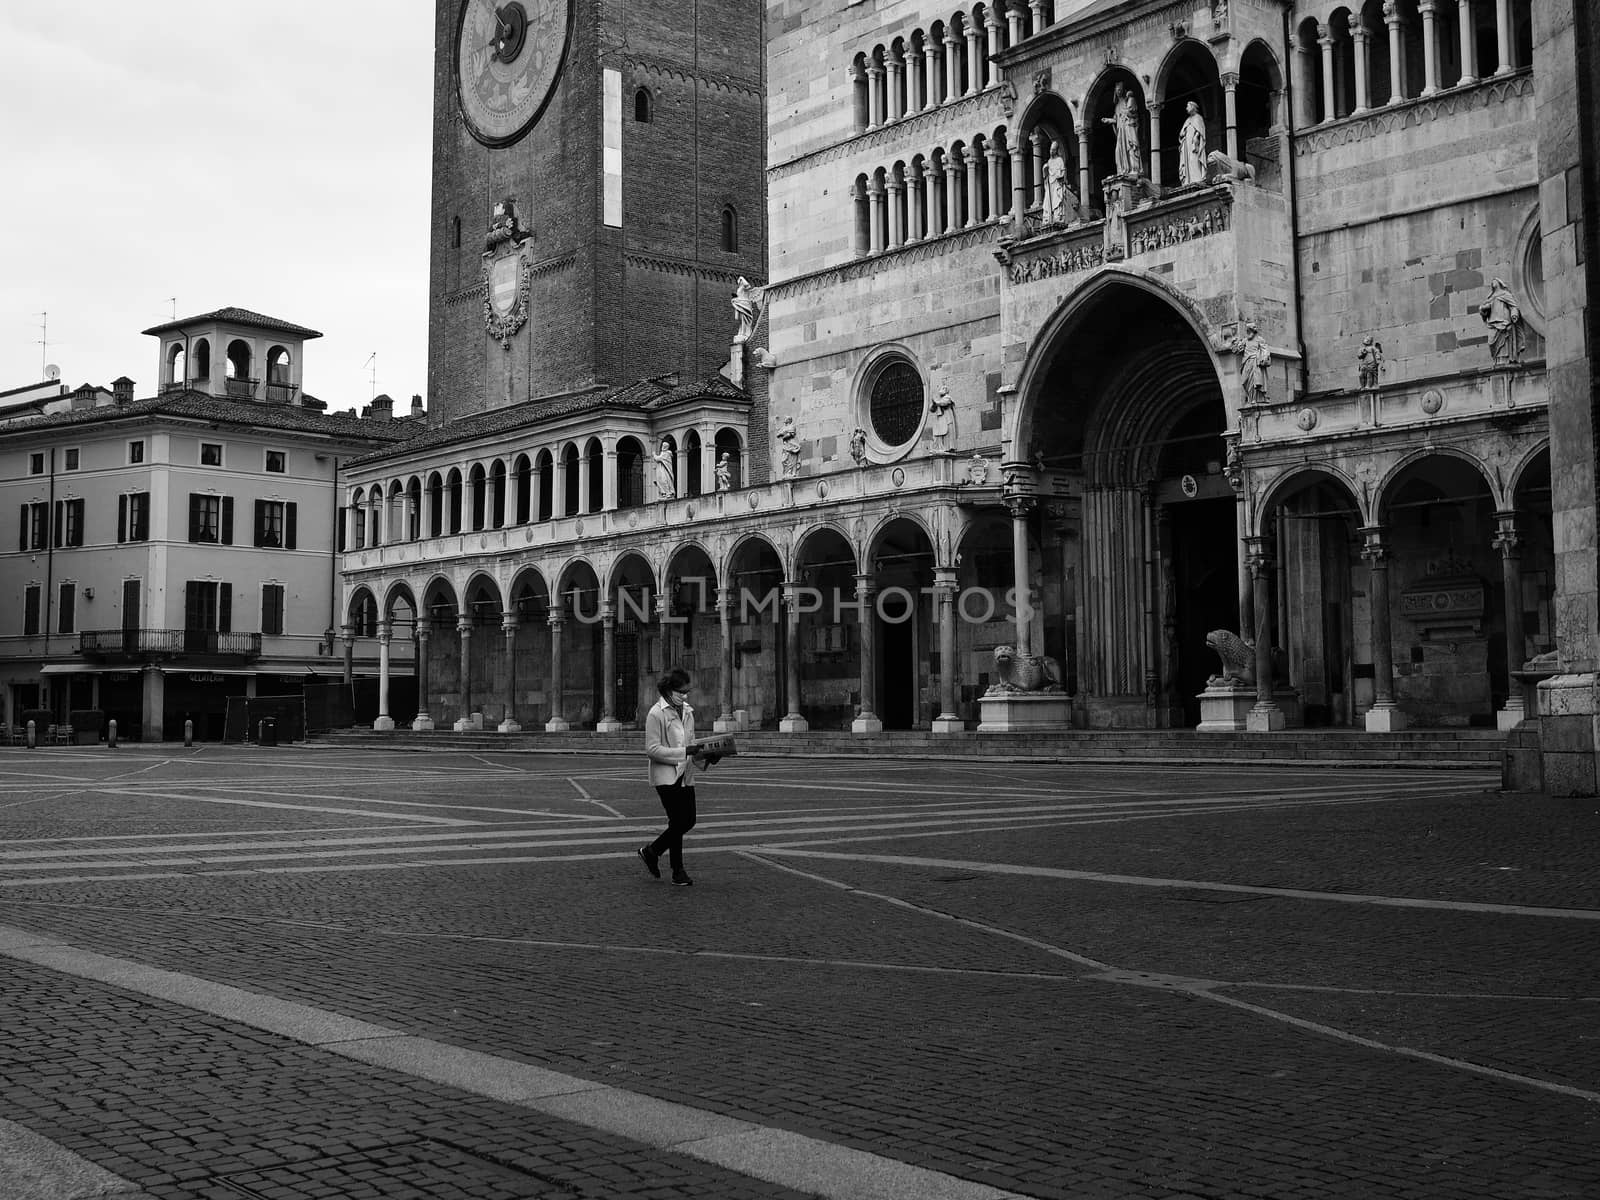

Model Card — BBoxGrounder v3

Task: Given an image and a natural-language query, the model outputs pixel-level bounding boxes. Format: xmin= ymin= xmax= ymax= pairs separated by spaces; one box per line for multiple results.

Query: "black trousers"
xmin=649 ymin=781 xmax=697 ymax=871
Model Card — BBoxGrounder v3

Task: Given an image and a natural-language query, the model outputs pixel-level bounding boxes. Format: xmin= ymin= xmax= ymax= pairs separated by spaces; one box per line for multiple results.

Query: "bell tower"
xmin=427 ymin=0 xmax=766 ymax=426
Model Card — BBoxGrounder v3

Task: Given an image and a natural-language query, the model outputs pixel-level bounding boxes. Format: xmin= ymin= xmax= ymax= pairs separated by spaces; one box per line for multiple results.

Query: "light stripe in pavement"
xmin=0 ymin=923 xmax=1025 ymax=1200
xmin=0 ymin=1118 xmax=152 ymax=1200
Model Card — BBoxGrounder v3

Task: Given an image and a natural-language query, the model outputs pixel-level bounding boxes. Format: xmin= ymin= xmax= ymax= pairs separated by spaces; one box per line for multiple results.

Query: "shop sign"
xmin=187 ymin=673 xmax=224 ymax=683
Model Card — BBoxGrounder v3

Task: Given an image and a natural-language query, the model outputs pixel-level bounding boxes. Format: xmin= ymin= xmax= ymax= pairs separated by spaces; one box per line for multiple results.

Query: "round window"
xmin=869 ymin=360 xmax=924 ymax=447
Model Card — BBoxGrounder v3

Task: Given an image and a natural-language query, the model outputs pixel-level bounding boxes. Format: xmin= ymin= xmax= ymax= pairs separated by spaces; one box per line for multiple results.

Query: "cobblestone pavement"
xmin=0 ymin=745 xmax=1596 ymax=1199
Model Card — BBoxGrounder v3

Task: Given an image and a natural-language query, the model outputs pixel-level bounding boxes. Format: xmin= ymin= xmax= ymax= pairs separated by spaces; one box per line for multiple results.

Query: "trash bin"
xmin=258 ymin=718 xmax=277 ymax=747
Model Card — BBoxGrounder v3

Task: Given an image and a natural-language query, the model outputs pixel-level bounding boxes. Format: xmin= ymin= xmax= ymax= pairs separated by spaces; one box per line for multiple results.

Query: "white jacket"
xmin=644 ymin=697 xmax=696 ymax=786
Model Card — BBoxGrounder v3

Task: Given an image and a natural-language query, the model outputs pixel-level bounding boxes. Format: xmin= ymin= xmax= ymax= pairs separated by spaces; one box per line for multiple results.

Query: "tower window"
xmin=452 ymin=215 xmax=462 ymax=248
xmin=721 ymin=205 xmax=739 ymax=253
xmin=634 ymin=87 xmax=652 ymax=123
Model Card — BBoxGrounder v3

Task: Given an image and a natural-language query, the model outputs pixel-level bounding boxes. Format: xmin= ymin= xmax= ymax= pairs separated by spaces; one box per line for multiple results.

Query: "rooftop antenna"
xmin=164 ymin=297 xmax=177 ymax=320
xmin=363 ymin=352 xmax=377 ymax=400
xmin=36 ymin=311 xmax=47 ymax=377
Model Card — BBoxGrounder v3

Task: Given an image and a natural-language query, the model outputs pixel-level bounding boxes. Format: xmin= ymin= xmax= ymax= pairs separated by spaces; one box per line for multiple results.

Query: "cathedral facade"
xmin=339 ymin=0 xmax=1564 ymax=741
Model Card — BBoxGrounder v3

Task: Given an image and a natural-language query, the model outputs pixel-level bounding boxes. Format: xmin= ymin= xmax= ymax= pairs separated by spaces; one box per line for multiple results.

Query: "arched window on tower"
xmin=452 ymin=216 xmax=461 ymax=248
xmin=721 ymin=205 xmax=739 ymax=252
xmin=634 ymin=87 xmax=653 ymax=122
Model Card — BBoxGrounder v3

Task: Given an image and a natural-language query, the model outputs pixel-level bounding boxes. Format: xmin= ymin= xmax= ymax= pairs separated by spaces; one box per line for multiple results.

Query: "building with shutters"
xmin=0 ymin=309 xmax=416 ymax=741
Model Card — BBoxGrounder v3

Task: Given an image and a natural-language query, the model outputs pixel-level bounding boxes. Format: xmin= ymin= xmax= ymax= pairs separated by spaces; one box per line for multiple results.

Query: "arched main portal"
xmin=1018 ymin=277 xmax=1235 ymax=728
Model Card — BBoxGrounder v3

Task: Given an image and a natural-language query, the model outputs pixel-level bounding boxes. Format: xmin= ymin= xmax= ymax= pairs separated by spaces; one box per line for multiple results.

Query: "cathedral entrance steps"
xmin=314 ymin=727 xmax=1506 ymax=769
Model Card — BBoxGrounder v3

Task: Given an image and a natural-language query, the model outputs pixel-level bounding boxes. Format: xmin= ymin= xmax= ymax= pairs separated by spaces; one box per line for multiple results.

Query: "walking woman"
xmin=639 ymin=667 xmax=706 ymax=886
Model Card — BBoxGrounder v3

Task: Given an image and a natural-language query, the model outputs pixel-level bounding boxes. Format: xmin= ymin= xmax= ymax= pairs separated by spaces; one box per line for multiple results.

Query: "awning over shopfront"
xmin=38 ymin=664 xmax=144 ymax=675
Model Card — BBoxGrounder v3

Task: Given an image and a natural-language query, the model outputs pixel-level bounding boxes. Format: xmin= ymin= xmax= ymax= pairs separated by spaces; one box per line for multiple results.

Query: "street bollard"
xmin=25 ymin=719 xmax=35 ymax=750
xmin=107 ymin=719 xmax=118 ymax=749
xmin=184 ymin=719 xmax=194 ymax=747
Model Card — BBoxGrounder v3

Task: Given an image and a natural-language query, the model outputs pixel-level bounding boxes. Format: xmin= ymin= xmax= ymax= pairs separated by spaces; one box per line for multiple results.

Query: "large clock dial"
xmin=457 ymin=0 xmax=571 ymax=146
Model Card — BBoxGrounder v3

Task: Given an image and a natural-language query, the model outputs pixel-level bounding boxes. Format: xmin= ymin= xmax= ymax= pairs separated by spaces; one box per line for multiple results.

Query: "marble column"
xmin=1030 ymin=131 xmax=1046 ymax=208
xmin=925 ymin=40 xmax=940 ymax=107
xmin=1222 ymin=72 xmax=1240 ymax=159
xmin=922 ymin=165 xmax=938 ymax=238
xmin=545 ymin=610 xmax=569 ymax=731
xmin=1360 ymin=526 xmax=1405 ymax=731
xmin=412 ymin=620 xmax=434 ymax=730
xmin=964 ymin=151 xmax=981 ymax=227
xmin=499 ymin=616 xmax=521 ymax=732
xmin=453 ymin=616 xmax=475 ymax=731
xmin=887 ymin=57 xmax=904 ymax=121
xmin=1318 ymin=25 xmax=1338 ymax=118
xmin=943 ymin=159 xmax=961 ymax=230
xmin=907 ymin=47 xmax=924 ymax=112
xmin=778 ymin=581 xmax=809 ymax=732
xmin=602 ymin=440 xmax=618 ymax=511
xmin=577 ymin=453 xmax=591 ymax=515
xmin=867 ymin=63 xmax=885 ymax=127
xmin=374 ymin=620 xmax=395 ymax=731
xmin=1147 ymin=101 xmax=1162 ymax=184
xmin=1494 ymin=512 xmax=1528 ymax=728
xmin=852 ymin=574 xmax=882 ymax=733
xmin=869 ymin=179 xmax=886 ymax=253
xmin=714 ymin=589 xmax=737 ymax=733
xmin=1008 ymin=496 xmax=1035 ymax=656
xmin=1418 ymin=1 xmax=1440 ymax=96
xmin=1352 ymin=20 xmax=1372 ymax=111
xmin=1009 ymin=141 xmax=1027 ymax=218
xmin=932 ymin=566 xmax=962 ymax=733
xmin=887 ymin=180 xmax=904 ymax=246
xmin=985 ymin=11 xmax=1003 ymax=79
xmin=597 ymin=604 xmax=621 ymax=733
xmin=1029 ymin=0 xmax=1046 ymax=34
xmin=987 ymin=148 xmax=1003 ymax=221
xmin=965 ymin=25 xmax=982 ymax=95
xmin=1008 ymin=2 xmax=1024 ymax=44
xmin=1386 ymin=6 xmax=1406 ymax=101
xmin=1077 ymin=129 xmax=1092 ymax=210
xmin=907 ymin=167 xmax=924 ymax=241
xmin=1493 ymin=0 xmax=1512 ymax=73
xmin=1245 ymin=536 xmax=1286 ymax=731
xmin=1459 ymin=0 xmax=1479 ymax=85
xmin=943 ymin=35 xmax=960 ymax=103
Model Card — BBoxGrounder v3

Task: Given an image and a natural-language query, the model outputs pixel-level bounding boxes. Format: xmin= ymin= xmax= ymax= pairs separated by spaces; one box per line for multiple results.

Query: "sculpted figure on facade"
xmin=1178 ymin=101 xmax=1208 ymax=186
xmin=1357 ymin=335 xmax=1385 ymax=390
xmin=1043 ymin=141 xmax=1078 ymax=226
xmin=849 ymin=427 xmax=868 ymax=466
xmin=988 ymin=645 xmax=1064 ymax=694
xmin=1232 ymin=321 xmax=1272 ymax=405
xmin=1478 ymin=278 xmax=1527 ymax=366
xmin=1103 ymin=83 xmax=1143 ymax=178
xmin=654 ymin=439 xmax=676 ymax=499
xmin=732 ymin=276 xmax=765 ymax=345
xmin=777 ymin=415 xmax=802 ymax=478
xmin=715 ymin=452 xmax=732 ymax=492
xmin=928 ymin=385 xmax=955 ymax=453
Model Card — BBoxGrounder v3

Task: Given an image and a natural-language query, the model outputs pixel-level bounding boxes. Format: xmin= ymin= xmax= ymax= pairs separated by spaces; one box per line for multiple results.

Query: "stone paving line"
xmin=0 ymin=921 xmax=1027 ymax=1200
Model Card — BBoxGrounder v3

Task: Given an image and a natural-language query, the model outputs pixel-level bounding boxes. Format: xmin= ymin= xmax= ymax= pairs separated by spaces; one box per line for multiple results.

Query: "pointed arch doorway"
xmin=1016 ymin=274 xmax=1239 ymax=728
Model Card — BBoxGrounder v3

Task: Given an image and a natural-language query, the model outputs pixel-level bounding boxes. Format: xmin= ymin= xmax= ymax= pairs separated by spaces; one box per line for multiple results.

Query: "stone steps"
xmin=314 ymin=726 xmax=1506 ymax=769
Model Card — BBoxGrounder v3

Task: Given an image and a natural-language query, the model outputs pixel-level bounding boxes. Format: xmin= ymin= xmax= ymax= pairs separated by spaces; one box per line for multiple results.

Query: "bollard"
xmin=25 ymin=719 xmax=36 ymax=750
xmin=107 ymin=719 xmax=118 ymax=749
xmin=184 ymin=718 xmax=194 ymax=747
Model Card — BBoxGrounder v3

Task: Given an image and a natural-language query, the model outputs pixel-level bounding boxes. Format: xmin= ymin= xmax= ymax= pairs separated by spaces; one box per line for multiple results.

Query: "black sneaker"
xmin=637 ymin=846 xmax=660 ymax=878
xmin=671 ymin=870 xmax=694 ymax=887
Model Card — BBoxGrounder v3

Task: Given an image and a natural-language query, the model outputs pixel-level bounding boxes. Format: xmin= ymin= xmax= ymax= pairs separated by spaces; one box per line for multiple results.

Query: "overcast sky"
xmin=0 ymin=4 xmax=433 ymax=416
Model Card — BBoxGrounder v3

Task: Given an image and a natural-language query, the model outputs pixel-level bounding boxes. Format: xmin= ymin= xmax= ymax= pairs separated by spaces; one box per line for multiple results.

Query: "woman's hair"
xmin=657 ymin=667 xmax=691 ymax=699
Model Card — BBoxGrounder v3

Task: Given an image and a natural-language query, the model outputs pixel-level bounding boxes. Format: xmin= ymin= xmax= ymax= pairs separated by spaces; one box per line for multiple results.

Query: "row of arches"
xmin=1295 ymin=0 xmax=1533 ymax=124
xmin=163 ymin=339 xmax=294 ymax=396
xmin=347 ymin=428 xmax=746 ymax=549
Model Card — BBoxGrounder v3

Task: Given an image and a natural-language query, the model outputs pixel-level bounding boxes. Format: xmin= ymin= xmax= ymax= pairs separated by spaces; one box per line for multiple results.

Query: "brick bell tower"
xmin=427 ymin=0 xmax=766 ymax=426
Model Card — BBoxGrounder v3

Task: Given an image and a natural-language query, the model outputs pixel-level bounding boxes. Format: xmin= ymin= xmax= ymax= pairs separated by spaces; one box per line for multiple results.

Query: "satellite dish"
xmin=44 ymin=364 xmax=61 ymax=380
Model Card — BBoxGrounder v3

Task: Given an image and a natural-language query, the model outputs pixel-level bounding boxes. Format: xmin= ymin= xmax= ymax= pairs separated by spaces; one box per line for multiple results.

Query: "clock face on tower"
xmin=456 ymin=0 xmax=572 ymax=147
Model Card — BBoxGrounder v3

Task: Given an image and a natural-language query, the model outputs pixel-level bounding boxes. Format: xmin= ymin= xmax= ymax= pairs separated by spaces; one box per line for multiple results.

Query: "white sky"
xmin=0 ymin=4 xmax=433 ymax=415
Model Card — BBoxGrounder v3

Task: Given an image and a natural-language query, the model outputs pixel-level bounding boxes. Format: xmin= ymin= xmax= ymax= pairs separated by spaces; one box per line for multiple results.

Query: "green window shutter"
xmin=285 ymin=502 xmax=297 ymax=550
xmin=221 ymin=496 xmax=234 ymax=545
xmin=117 ymin=495 xmax=127 ymax=543
xmin=219 ymin=584 xmax=232 ymax=633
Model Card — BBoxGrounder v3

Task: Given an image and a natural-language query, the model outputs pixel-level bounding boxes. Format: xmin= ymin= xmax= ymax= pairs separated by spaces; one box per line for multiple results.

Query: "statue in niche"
xmin=1178 ymin=101 xmax=1208 ymax=186
xmin=1479 ymin=278 xmax=1528 ymax=367
xmin=1232 ymin=321 xmax=1272 ymax=405
xmin=849 ymin=427 xmax=868 ymax=467
xmin=732 ymin=276 xmax=765 ymax=345
xmin=1043 ymin=141 xmax=1078 ymax=226
xmin=715 ymin=452 xmax=732 ymax=492
xmin=928 ymin=385 xmax=955 ymax=453
xmin=654 ymin=439 xmax=676 ymax=499
xmin=1357 ymin=335 xmax=1385 ymax=390
xmin=1102 ymin=82 xmax=1143 ymax=178
xmin=777 ymin=416 xmax=802 ymax=478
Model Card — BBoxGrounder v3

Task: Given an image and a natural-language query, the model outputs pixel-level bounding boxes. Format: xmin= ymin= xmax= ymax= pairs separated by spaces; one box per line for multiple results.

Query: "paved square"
xmin=0 ymin=745 xmax=1596 ymax=1199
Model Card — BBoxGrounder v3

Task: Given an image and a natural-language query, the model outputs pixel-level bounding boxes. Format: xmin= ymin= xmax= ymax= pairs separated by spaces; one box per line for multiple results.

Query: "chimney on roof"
xmin=112 ymin=377 xmax=135 ymax=405
xmin=410 ymin=394 xmax=424 ymax=418
xmin=71 ymin=383 xmax=97 ymax=411
xmin=369 ymin=393 xmax=393 ymax=420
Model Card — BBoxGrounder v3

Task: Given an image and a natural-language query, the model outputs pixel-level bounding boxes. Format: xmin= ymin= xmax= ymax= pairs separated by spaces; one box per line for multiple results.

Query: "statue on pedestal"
xmin=928 ymin=385 xmax=955 ymax=453
xmin=715 ymin=452 xmax=732 ymax=492
xmin=1043 ymin=141 xmax=1077 ymax=226
xmin=1232 ymin=321 xmax=1272 ymax=405
xmin=1178 ymin=101 xmax=1208 ymax=186
xmin=732 ymin=276 xmax=765 ymax=345
xmin=849 ymin=427 xmax=868 ymax=467
xmin=654 ymin=439 xmax=676 ymax=499
xmin=1102 ymin=83 xmax=1143 ymax=178
xmin=1479 ymin=278 xmax=1527 ymax=367
xmin=1357 ymin=335 xmax=1385 ymax=390
xmin=777 ymin=416 xmax=802 ymax=479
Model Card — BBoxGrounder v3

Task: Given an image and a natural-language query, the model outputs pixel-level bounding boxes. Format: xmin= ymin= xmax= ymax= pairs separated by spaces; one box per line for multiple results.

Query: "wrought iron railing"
xmin=224 ymin=377 xmax=259 ymax=399
xmin=79 ymin=629 xmax=262 ymax=659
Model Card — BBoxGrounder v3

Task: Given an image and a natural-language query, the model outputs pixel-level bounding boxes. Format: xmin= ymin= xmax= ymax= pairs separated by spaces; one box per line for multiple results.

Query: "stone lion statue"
xmin=1205 ymin=629 xmax=1256 ymax=688
xmin=988 ymin=645 xmax=1064 ymax=694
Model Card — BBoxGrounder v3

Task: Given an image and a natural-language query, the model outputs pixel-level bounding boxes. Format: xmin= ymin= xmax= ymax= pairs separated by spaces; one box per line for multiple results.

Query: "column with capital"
xmin=985 ymin=10 xmax=1003 ymax=81
xmin=908 ymin=164 xmax=925 ymax=241
xmin=1359 ymin=526 xmax=1406 ymax=731
xmin=1009 ymin=140 xmax=1027 ymax=221
xmin=987 ymin=147 xmax=1003 ymax=221
xmin=964 ymin=23 xmax=982 ymax=95
xmin=867 ymin=63 xmax=885 ymax=128
xmin=576 ymin=452 xmax=591 ymax=515
xmin=596 ymin=604 xmax=621 ymax=732
xmin=545 ymin=609 xmax=570 ymax=731
xmin=1008 ymin=1 xmax=1024 ymax=44
xmin=1029 ymin=130 xmax=1046 ymax=209
xmin=1493 ymin=0 xmax=1512 ymax=74
xmin=1007 ymin=495 xmax=1036 ymax=657
xmin=1352 ymin=19 xmax=1372 ymax=112
xmin=1418 ymin=1 xmax=1440 ymax=96
xmin=1384 ymin=3 xmax=1406 ymax=101
xmin=887 ymin=55 xmax=904 ymax=122
xmin=852 ymin=574 xmax=882 ymax=733
xmin=869 ymin=179 xmax=886 ymax=253
xmin=499 ymin=616 xmax=521 ymax=732
xmin=943 ymin=34 xmax=960 ymax=103
xmin=1494 ymin=512 xmax=1528 ymax=729
xmin=1245 ymin=536 xmax=1286 ymax=731
xmin=925 ymin=39 xmax=940 ymax=107
xmin=1077 ymin=128 xmax=1092 ymax=212
xmin=922 ymin=163 xmax=938 ymax=238
xmin=887 ymin=179 xmax=905 ymax=247
xmin=374 ymin=620 xmax=395 ymax=731
xmin=943 ymin=158 xmax=961 ymax=231
xmin=714 ymin=588 xmax=737 ymax=733
xmin=1222 ymin=73 xmax=1240 ymax=159
xmin=602 ymin=437 xmax=618 ymax=511
xmin=1029 ymin=0 xmax=1046 ymax=35
xmin=453 ymin=616 xmax=475 ymax=731
xmin=964 ymin=150 xmax=981 ymax=227
xmin=1458 ymin=0 xmax=1479 ymax=85
xmin=906 ymin=45 xmax=924 ymax=112
xmin=1318 ymin=24 xmax=1338 ymax=118
xmin=778 ymin=581 xmax=809 ymax=733
xmin=412 ymin=618 xmax=435 ymax=730
xmin=932 ymin=567 xmax=962 ymax=733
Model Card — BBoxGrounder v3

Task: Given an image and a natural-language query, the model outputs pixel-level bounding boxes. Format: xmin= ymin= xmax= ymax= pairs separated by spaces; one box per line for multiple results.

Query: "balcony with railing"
xmin=224 ymin=377 xmax=259 ymax=400
xmin=79 ymin=629 xmax=263 ymax=662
